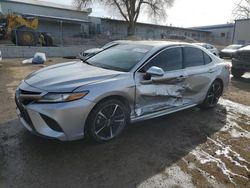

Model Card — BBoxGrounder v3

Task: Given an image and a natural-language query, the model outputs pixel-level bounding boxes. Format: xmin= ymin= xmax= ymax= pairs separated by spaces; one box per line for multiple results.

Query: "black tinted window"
xmin=203 ymin=52 xmax=212 ymax=64
xmin=144 ymin=47 xmax=182 ymax=71
xmin=184 ymin=47 xmax=204 ymax=67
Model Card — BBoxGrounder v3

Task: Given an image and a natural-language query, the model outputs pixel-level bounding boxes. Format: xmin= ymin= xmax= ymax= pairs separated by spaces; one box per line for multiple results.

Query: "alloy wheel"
xmin=93 ymin=103 xmax=126 ymax=141
xmin=206 ymin=81 xmax=222 ymax=106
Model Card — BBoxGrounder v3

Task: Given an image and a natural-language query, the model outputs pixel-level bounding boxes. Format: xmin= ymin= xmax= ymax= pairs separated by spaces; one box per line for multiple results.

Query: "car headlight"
xmin=38 ymin=92 xmax=88 ymax=103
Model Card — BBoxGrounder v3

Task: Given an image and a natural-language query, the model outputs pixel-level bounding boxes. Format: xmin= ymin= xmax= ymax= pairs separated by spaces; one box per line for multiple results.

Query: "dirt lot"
xmin=0 ymin=58 xmax=249 ymax=188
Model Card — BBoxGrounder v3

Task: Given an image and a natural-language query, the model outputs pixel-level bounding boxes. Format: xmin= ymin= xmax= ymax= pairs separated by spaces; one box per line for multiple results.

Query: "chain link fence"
xmin=1 ymin=28 xmax=222 ymax=48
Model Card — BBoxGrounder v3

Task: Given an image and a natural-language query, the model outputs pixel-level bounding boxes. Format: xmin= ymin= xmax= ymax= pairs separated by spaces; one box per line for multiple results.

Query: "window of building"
xmin=221 ymin=33 xmax=226 ymax=37
xmin=96 ymin=24 xmax=101 ymax=34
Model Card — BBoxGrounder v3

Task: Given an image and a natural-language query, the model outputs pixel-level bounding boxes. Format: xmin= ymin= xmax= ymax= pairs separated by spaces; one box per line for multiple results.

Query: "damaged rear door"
xmin=134 ymin=46 xmax=193 ymax=117
xmin=181 ymin=46 xmax=215 ymax=103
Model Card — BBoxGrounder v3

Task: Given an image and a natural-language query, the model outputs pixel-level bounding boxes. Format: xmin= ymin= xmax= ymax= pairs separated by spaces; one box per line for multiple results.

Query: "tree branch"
xmin=113 ymin=0 xmax=129 ymax=21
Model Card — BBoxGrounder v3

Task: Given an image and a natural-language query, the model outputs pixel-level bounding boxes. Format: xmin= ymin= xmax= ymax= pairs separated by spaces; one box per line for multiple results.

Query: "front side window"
xmin=143 ymin=47 xmax=183 ymax=72
xmin=184 ymin=47 xmax=204 ymax=67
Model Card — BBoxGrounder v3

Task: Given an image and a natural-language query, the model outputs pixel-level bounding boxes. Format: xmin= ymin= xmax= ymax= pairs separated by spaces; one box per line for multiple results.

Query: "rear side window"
xmin=184 ymin=47 xmax=204 ymax=67
xmin=203 ymin=52 xmax=212 ymax=64
xmin=144 ymin=47 xmax=182 ymax=71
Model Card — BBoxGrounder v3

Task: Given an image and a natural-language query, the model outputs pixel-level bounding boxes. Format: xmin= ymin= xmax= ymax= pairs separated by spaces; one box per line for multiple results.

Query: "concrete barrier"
xmin=0 ymin=45 xmax=97 ymax=58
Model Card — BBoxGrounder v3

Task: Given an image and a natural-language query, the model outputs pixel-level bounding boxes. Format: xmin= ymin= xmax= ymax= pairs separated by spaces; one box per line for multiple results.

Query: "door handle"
xmin=176 ymin=75 xmax=187 ymax=81
xmin=208 ymin=68 xmax=217 ymax=73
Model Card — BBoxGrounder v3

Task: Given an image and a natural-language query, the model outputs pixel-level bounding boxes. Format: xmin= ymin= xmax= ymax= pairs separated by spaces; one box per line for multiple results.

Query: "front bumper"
xmin=232 ymin=59 xmax=250 ymax=71
xmin=16 ymin=95 xmax=96 ymax=141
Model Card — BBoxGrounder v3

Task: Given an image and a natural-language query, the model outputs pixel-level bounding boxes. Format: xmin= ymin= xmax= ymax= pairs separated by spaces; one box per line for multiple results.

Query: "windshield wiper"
xmin=81 ymin=59 xmax=91 ymax=65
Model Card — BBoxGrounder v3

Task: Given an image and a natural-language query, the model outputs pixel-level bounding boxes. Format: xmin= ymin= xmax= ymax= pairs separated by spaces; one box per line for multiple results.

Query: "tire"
xmin=12 ymin=26 xmax=39 ymax=46
xmin=41 ymin=32 xmax=53 ymax=46
xmin=231 ymin=68 xmax=244 ymax=78
xmin=87 ymin=99 xmax=129 ymax=142
xmin=200 ymin=80 xmax=223 ymax=109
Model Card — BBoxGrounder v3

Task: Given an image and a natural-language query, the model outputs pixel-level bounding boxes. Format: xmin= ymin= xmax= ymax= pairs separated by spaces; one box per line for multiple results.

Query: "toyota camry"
xmin=15 ymin=41 xmax=230 ymax=142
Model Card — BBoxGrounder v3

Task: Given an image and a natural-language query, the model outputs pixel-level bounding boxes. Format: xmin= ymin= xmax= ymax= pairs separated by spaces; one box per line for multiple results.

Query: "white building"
xmin=191 ymin=23 xmax=235 ymax=46
xmin=233 ymin=19 xmax=250 ymax=45
xmin=90 ymin=17 xmax=211 ymax=42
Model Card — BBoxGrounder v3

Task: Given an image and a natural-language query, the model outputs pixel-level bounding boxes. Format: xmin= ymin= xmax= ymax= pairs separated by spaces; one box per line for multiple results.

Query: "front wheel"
xmin=87 ymin=99 xmax=129 ymax=142
xmin=200 ymin=80 xmax=223 ymax=109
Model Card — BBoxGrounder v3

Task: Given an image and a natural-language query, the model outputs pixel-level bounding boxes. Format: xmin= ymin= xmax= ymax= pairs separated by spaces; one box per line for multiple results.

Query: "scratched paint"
xmin=137 ymin=84 xmax=184 ymax=97
xmin=135 ymin=81 xmax=193 ymax=116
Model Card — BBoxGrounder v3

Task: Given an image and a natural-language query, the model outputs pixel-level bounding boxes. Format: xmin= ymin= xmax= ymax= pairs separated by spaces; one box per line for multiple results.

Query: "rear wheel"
xmin=200 ymin=80 xmax=223 ymax=109
xmin=87 ymin=99 xmax=129 ymax=142
xmin=231 ymin=68 xmax=245 ymax=78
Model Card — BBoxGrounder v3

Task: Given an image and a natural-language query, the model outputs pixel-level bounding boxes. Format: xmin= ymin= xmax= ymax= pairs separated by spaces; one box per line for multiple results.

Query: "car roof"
xmin=114 ymin=40 xmax=193 ymax=48
xmin=228 ymin=44 xmax=243 ymax=47
xmin=194 ymin=42 xmax=214 ymax=46
xmin=194 ymin=43 xmax=206 ymax=45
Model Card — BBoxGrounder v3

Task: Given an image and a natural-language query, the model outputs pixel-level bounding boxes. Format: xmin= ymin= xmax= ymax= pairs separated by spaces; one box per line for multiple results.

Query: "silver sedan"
xmin=15 ymin=41 xmax=230 ymax=142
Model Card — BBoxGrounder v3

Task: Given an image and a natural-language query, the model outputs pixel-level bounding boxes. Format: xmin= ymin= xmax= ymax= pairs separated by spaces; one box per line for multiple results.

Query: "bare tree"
xmin=233 ymin=0 xmax=250 ymax=19
xmin=74 ymin=0 xmax=174 ymax=36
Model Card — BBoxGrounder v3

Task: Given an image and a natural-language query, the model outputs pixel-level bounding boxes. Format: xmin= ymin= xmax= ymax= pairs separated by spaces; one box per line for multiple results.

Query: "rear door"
xmin=182 ymin=46 xmax=216 ymax=103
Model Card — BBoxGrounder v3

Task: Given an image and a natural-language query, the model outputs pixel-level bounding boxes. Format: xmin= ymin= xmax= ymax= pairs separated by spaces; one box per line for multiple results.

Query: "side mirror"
xmin=146 ymin=66 xmax=164 ymax=77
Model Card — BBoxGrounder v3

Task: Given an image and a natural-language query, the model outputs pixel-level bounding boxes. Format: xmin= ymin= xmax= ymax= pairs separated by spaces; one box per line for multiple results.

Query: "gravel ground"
xmin=0 ymin=58 xmax=249 ymax=188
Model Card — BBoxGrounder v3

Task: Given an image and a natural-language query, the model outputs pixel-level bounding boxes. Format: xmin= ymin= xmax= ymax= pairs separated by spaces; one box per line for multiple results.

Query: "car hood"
xmin=237 ymin=45 xmax=250 ymax=51
xmin=221 ymin=49 xmax=238 ymax=53
xmin=25 ymin=61 xmax=121 ymax=92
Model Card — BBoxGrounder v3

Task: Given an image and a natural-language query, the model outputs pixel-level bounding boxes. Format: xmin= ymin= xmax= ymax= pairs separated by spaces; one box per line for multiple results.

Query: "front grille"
xmin=235 ymin=51 xmax=250 ymax=61
xmin=15 ymin=88 xmax=42 ymax=129
xmin=15 ymin=95 xmax=34 ymax=129
xmin=21 ymin=98 xmax=36 ymax=105
xmin=17 ymin=89 xmax=41 ymax=105
xmin=220 ymin=52 xmax=232 ymax=58
xmin=20 ymin=89 xmax=41 ymax=95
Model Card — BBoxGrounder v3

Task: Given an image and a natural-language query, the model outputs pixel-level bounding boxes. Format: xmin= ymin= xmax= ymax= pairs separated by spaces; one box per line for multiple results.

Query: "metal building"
xmin=90 ymin=17 xmax=211 ymax=42
xmin=192 ymin=23 xmax=235 ymax=46
xmin=0 ymin=0 xmax=91 ymax=45
xmin=233 ymin=19 xmax=250 ymax=45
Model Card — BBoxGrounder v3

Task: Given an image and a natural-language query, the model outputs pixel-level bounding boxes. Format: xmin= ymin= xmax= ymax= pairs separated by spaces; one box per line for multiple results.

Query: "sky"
xmin=41 ymin=0 xmax=241 ymax=27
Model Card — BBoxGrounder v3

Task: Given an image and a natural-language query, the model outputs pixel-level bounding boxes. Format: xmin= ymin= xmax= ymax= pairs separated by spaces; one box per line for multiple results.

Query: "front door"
xmin=134 ymin=46 xmax=193 ymax=117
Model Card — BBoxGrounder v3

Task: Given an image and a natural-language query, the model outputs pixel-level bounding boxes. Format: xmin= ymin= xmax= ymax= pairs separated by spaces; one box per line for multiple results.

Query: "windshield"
xmin=225 ymin=45 xmax=243 ymax=50
xmin=87 ymin=44 xmax=152 ymax=72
